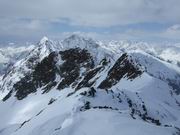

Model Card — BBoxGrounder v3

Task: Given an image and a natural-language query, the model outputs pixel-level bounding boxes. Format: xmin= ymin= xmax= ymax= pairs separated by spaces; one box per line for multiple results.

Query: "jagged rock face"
xmin=3 ymin=48 xmax=95 ymax=100
xmin=75 ymin=58 xmax=108 ymax=90
xmin=33 ymin=52 xmax=58 ymax=89
xmin=57 ymin=48 xmax=94 ymax=89
xmin=98 ymin=53 xmax=142 ymax=89
xmin=2 ymin=47 xmax=143 ymax=101
xmin=0 ymin=41 xmax=53 ymax=95
xmin=8 ymin=52 xmax=58 ymax=100
xmin=75 ymin=66 xmax=103 ymax=90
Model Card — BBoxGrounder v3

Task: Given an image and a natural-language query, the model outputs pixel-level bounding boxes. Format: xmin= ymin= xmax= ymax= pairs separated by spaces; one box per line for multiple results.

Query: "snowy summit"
xmin=39 ymin=36 xmax=49 ymax=45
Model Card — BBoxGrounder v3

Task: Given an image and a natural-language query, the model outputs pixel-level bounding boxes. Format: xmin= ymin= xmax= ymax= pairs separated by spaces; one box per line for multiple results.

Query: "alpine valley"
xmin=0 ymin=35 xmax=180 ymax=135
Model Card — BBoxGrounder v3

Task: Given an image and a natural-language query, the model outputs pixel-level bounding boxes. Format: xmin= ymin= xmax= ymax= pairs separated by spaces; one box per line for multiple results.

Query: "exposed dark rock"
xmin=93 ymin=106 xmax=118 ymax=111
xmin=14 ymin=74 xmax=37 ymax=100
xmin=98 ymin=53 xmax=142 ymax=89
xmin=80 ymin=101 xmax=91 ymax=111
xmin=127 ymin=98 xmax=133 ymax=108
xmin=88 ymin=87 xmax=96 ymax=97
xmin=33 ymin=52 xmax=58 ymax=87
xmin=174 ymin=127 xmax=180 ymax=135
xmin=57 ymin=48 xmax=94 ymax=90
xmin=79 ymin=87 xmax=96 ymax=97
xmin=76 ymin=67 xmax=102 ymax=90
xmin=100 ymin=58 xmax=109 ymax=66
xmin=3 ymin=48 xmax=95 ymax=100
xmin=54 ymin=127 xmax=61 ymax=131
xmin=42 ymin=82 xmax=57 ymax=94
xmin=2 ymin=90 xmax=13 ymax=101
xmin=36 ymin=109 xmax=44 ymax=116
xmin=3 ymin=49 xmax=143 ymax=102
xmin=48 ymin=98 xmax=56 ymax=105
xmin=141 ymin=115 xmax=161 ymax=126
xmin=66 ymin=92 xmax=76 ymax=97
xmin=16 ymin=119 xmax=31 ymax=131
xmin=13 ymin=52 xmax=58 ymax=100
xmin=116 ymin=93 xmax=122 ymax=103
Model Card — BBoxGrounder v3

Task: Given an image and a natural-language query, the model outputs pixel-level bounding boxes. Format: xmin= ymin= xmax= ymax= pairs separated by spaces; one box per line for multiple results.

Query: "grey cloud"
xmin=0 ymin=0 xmax=180 ymax=42
xmin=0 ymin=18 xmax=51 ymax=41
xmin=0 ymin=0 xmax=180 ymax=26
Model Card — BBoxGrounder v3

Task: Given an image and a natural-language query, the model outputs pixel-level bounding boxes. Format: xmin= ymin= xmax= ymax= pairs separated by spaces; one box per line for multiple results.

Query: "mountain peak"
xmin=66 ymin=34 xmax=90 ymax=41
xmin=63 ymin=34 xmax=99 ymax=49
xmin=39 ymin=36 xmax=49 ymax=45
xmin=67 ymin=34 xmax=83 ymax=40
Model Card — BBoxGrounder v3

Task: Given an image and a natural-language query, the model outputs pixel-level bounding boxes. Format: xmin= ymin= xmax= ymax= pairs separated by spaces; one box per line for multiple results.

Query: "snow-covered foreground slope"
xmin=0 ymin=35 xmax=180 ymax=135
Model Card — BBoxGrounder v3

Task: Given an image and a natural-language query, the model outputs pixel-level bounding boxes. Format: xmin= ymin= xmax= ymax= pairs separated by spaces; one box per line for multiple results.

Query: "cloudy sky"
xmin=0 ymin=0 xmax=180 ymax=43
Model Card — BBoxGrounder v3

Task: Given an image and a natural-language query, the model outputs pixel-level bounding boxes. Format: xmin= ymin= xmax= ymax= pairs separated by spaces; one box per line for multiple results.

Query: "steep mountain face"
xmin=0 ymin=45 xmax=34 ymax=75
xmin=0 ymin=37 xmax=59 ymax=98
xmin=0 ymin=35 xmax=180 ymax=135
xmin=105 ymin=41 xmax=180 ymax=94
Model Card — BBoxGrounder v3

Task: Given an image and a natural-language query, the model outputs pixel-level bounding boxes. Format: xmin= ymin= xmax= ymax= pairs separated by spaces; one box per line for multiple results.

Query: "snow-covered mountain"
xmin=0 ymin=35 xmax=180 ymax=135
xmin=0 ymin=45 xmax=35 ymax=76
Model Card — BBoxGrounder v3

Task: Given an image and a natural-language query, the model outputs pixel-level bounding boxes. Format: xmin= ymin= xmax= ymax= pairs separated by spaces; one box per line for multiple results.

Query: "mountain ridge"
xmin=0 ymin=35 xmax=180 ymax=135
